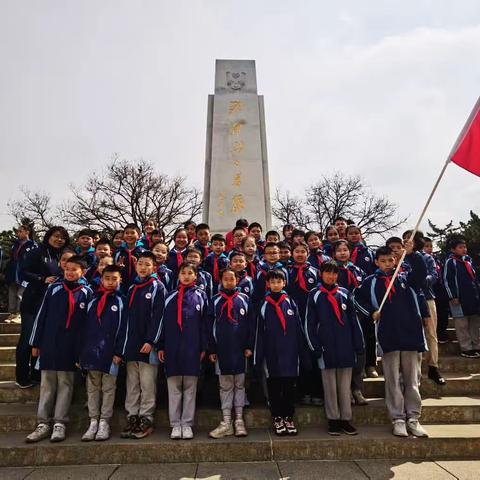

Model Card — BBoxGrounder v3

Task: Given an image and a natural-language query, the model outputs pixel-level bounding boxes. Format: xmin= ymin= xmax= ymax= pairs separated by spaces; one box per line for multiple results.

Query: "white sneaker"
xmin=25 ymin=423 xmax=51 ymax=443
xmin=407 ymin=419 xmax=429 ymax=437
xmin=95 ymin=419 xmax=110 ymax=441
xmin=234 ymin=418 xmax=248 ymax=437
xmin=392 ymin=420 xmax=408 ymax=437
xmin=50 ymin=422 xmax=66 ymax=442
xmin=170 ymin=426 xmax=182 ymax=440
xmin=209 ymin=421 xmax=234 ymax=439
xmin=182 ymin=425 xmax=194 ymax=439
xmin=81 ymin=419 xmax=98 ymax=442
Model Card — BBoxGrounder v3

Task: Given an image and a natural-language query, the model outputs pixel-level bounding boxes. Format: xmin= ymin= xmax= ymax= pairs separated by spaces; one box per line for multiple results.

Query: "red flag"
xmin=450 ymin=98 xmax=480 ymax=176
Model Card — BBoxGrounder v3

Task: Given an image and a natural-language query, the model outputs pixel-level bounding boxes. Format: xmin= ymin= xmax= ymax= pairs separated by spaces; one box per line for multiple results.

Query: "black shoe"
xmin=15 ymin=380 xmax=34 ymax=389
xmin=283 ymin=416 xmax=297 ymax=435
xmin=273 ymin=417 xmax=287 ymax=436
xmin=472 ymin=349 xmax=480 ymax=357
xmin=340 ymin=420 xmax=358 ymax=435
xmin=327 ymin=420 xmax=342 ymax=436
xmin=120 ymin=415 xmax=139 ymax=438
xmin=460 ymin=350 xmax=479 ymax=359
xmin=437 ymin=332 xmax=449 ymax=344
xmin=131 ymin=416 xmax=154 ymax=439
xmin=428 ymin=366 xmax=446 ymax=385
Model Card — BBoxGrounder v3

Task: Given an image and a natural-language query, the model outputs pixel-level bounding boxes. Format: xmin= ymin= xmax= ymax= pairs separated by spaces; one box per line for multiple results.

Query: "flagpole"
xmin=377 ymin=157 xmax=451 ymax=314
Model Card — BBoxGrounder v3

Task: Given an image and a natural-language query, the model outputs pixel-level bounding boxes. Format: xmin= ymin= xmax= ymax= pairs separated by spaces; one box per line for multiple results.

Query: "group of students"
xmin=4 ymin=216 xmax=479 ymax=444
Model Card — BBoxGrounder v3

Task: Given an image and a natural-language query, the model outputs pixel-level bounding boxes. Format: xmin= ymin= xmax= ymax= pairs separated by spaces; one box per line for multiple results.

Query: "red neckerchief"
xmin=319 ymin=285 xmax=343 ymax=325
xmin=455 ymin=256 xmax=475 ymax=280
xmin=293 ymin=264 xmax=309 ymax=292
xmin=174 ymin=248 xmax=184 ymax=268
xmin=63 ymin=282 xmax=84 ymax=329
xmin=213 ymin=255 xmax=220 ymax=283
xmin=339 ymin=265 xmax=359 ymax=288
xmin=219 ymin=291 xmax=240 ymax=324
xmin=123 ymin=247 xmax=137 ymax=279
xmin=177 ymin=282 xmax=196 ymax=331
xmin=316 ymin=253 xmax=326 ymax=266
xmin=128 ymin=277 xmax=156 ymax=308
xmin=350 ymin=247 xmax=359 ymax=264
xmin=265 ymin=294 xmax=288 ymax=335
xmin=96 ymin=287 xmax=116 ymax=323
xmin=247 ymin=260 xmax=256 ymax=279
xmin=203 ymin=245 xmax=209 ymax=259
xmin=378 ymin=275 xmax=396 ymax=302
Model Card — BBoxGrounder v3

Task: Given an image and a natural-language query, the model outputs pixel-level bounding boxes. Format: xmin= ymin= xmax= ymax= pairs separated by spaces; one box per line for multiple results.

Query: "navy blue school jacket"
xmin=174 ymin=269 xmax=213 ymax=300
xmin=237 ymin=271 xmax=254 ymax=297
xmin=444 ymin=254 xmax=480 ymax=317
xmin=5 ymin=239 xmax=37 ymax=285
xmin=208 ymin=289 xmax=251 ymax=375
xmin=157 ymin=285 xmax=209 ymax=377
xmin=307 ymin=249 xmax=331 ymax=270
xmin=30 ymin=281 xmax=92 ymax=371
xmin=118 ymin=276 xmax=166 ymax=363
xmin=323 ymin=241 xmax=334 ymax=258
xmin=166 ymin=247 xmax=187 ymax=284
xmin=114 ymin=243 xmax=146 ymax=294
xmin=420 ymin=252 xmax=438 ymax=301
xmin=79 ymin=290 xmax=126 ymax=374
xmin=252 ymin=261 xmax=289 ymax=305
xmin=157 ymin=264 xmax=173 ymax=291
xmin=354 ymin=252 xmax=427 ymax=355
xmin=287 ymin=263 xmax=319 ymax=319
xmin=20 ymin=244 xmax=63 ymax=315
xmin=75 ymin=246 xmax=96 ymax=268
xmin=305 ymin=285 xmax=364 ymax=369
xmin=203 ymin=252 xmax=230 ymax=290
xmin=193 ymin=240 xmax=211 ymax=260
xmin=253 ymin=291 xmax=306 ymax=378
xmin=246 ymin=257 xmax=260 ymax=282
xmin=349 ymin=243 xmax=376 ymax=276
xmin=336 ymin=262 xmax=366 ymax=293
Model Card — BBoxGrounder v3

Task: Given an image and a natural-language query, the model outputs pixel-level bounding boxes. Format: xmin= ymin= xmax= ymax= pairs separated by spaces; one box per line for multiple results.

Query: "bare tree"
xmin=274 ymin=173 xmax=406 ymax=240
xmin=60 ymin=156 xmax=202 ymax=238
xmin=7 ymin=186 xmax=58 ymax=237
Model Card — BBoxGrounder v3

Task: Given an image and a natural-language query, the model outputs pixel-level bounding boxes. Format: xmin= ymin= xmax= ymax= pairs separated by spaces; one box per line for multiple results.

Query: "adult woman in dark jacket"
xmin=15 ymin=226 xmax=69 ymax=388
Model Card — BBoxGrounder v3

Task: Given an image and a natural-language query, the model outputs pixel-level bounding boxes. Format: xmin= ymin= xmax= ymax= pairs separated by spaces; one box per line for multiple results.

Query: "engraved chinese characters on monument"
xmin=203 ymin=59 xmax=272 ymax=233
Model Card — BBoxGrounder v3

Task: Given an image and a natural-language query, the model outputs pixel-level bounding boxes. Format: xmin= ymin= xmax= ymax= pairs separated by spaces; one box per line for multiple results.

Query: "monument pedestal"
xmin=203 ymin=59 xmax=272 ymax=233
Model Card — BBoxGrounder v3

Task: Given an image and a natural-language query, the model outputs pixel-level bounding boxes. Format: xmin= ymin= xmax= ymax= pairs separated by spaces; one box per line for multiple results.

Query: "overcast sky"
xmin=1 ymin=0 xmax=479 ymax=236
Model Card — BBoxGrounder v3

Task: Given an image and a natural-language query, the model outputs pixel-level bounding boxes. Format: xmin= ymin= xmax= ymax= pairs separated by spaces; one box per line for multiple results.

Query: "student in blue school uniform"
xmin=75 ymin=229 xmax=96 ymax=267
xmin=305 ymin=261 xmax=364 ymax=436
xmin=323 ymin=226 xmax=340 ymax=258
xmin=228 ymin=226 xmax=248 ymax=260
xmin=229 ymin=251 xmax=255 ymax=298
xmin=85 ymin=238 xmax=112 ymax=284
xmin=241 ymin=236 xmax=260 ymax=280
xmin=157 ymin=262 xmax=209 ymax=440
xmin=203 ymin=234 xmax=230 ymax=294
xmin=26 ymin=255 xmax=92 ymax=443
xmin=354 ymin=241 xmax=429 ymax=438
xmin=208 ymin=267 xmax=251 ymax=439
xmin=114 ymin=224 xmax=145 ymax=294
xmin=117 ymin=251 xmax=166 ymax=440
xmin=305 ymin=230 xmax=331 ymax=270
xmin=193 ymin=223 xmax=211 ymax=260
xmin=184 ymin=247 xmax=213 ymax=300
xmin=253 ymin=269 xmax=306 ymax=436
xmin=79 ymin=264 xmax=125 ymax=442
xmin=252 ymin=243 xmax=289 ymax=306
xmin=443 ymin=234 xmax=480 ymax=358
xmin=151 ymin=242 xmax=173 ymax=291
xmin=248 ymin=222 xmax=265 ymax=256
xmin=346 ymin=225 xmax=376 ymax=276
xmin=166 ymin=228 xmax=190 ymax=286
xmin=278 ymin=241 xmax=293 ymax=268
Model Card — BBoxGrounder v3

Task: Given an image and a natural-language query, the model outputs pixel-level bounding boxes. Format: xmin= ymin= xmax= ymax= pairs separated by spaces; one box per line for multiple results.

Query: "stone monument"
xmin=203 ymin=59 xmax=272 ymax=233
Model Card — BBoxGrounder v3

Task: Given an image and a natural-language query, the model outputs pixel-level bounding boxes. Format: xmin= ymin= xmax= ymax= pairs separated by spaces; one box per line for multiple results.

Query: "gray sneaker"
xmin=81 ymin=419 xmax=98 ymax=442
xmin=234 ymin=418 xmax=248 ymax=437
xmin=25 ymin=423 xmax=51 ymax=443
xmin=392 ymin=419 xmax=408 ymax=437
xmin=182 ymin=425 xmax=194 ymax=439
xmin=209 ymin=421 xmax=234 ymax=439
xmin=407 ymin=419 xmax=429 ymax=437
xmin=95 ymin=419 xmax=111 ymax=441
xmin=50 ymin=422 xmax=66 ymax=442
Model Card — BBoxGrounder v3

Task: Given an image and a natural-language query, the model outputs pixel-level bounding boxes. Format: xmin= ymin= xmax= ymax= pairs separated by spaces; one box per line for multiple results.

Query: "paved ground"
xmin=0 ymin=460 xmax=479 ymax=479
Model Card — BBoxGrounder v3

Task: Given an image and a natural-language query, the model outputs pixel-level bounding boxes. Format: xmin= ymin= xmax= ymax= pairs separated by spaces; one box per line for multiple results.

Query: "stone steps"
xmin=2 ymin=397 xmax=479 ymax=433
xmin=0 ymin=425 xmax=479 ymax=467
xmin=0 ymin=334 xmax=19 ymax=347
xmin=0 ymin=347 xmax=15 ymax=363
xmin=0 ymin=323 xmax=21 ymax=335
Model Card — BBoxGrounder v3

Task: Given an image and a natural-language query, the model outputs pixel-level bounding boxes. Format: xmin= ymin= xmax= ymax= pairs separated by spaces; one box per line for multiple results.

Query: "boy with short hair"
xmin=85 ymin=239 xmax=112 ymax=284
xmin=265 ymin=230 xmax=281 ymax=244
xmin=26 ymin=256 xmax=92 ymax=443
xmin=80 ymin=264 xmax=125 ymax=441
xmin=118 ymin=251 xmax=166 ymax=439
xmin=278 ymin=241 xmax=292 ymax=267
xmin=75 ymin=229 xmax=96 ymax=267
xmin=151 ymin=242 xmax=172 ymax=291
xmin=334 ymin=217 xmax=348 ymax=240
xmin=203 ymin=234 xmax=229 ymax=294
xmin=184 ymin=247 xmax=213 ymax=300
xmin=193 ymin=223 xmax=211 ymax=260
xmin=228 ymin=226 xmax=248 ymax=260
xmin=444 ymin=235 xmax=480 ymax=358
xmin=229 ymin=251 xmax=254 ymax=297
xmin=248 ymin=222 xmax=264 ymax=255
xmin=114 ymin=224 xmax=145 ymax=294
xmin=354 ymin=241 xmax=429 ymax=438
